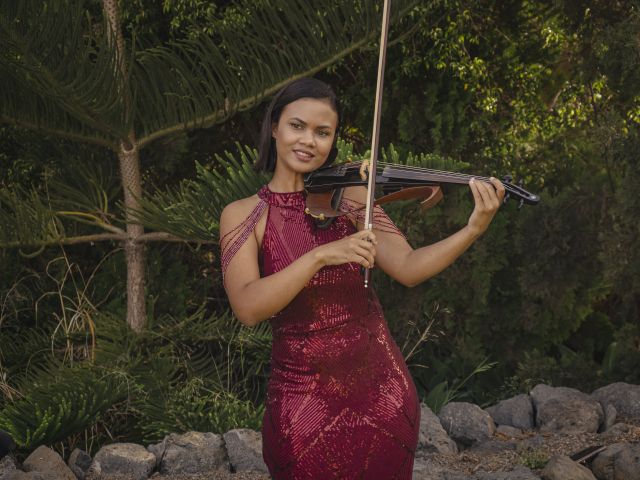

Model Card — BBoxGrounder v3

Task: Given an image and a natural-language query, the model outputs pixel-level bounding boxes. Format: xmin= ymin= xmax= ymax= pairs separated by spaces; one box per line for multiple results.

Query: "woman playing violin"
xmin=219 ymin=77 xmax=505 ymax=479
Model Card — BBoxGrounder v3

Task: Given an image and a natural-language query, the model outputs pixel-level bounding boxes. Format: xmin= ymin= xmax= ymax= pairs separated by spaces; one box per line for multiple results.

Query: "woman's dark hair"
xmin=254 ymin=77 xmax=340 ymax=172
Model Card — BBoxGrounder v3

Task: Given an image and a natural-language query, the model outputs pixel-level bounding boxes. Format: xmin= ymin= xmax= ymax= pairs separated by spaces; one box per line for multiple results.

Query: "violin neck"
xmin=381 ymin=165 xmax=483 ymax=185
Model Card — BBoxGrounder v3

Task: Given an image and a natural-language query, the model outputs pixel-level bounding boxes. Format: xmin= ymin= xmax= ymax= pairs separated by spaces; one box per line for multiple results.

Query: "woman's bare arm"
xmin=344 ymin=178 xmax=505 ymax=288
xmin=220 ymin=198 xmax=377 ymax=327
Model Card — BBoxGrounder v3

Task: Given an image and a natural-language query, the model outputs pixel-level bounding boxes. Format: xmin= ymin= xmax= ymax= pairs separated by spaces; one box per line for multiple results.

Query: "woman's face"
xmin=271 ymin=97 xmax=338 ymax=174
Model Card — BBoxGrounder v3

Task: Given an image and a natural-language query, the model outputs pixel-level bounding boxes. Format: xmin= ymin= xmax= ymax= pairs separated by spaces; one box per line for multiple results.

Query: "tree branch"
xmin=136 ymin=35 xmax=376 ymax=148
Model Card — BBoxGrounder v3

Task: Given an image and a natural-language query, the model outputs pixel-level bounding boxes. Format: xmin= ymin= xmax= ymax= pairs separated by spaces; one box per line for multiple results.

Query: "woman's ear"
xmin=271 ymin=122 xmax=278 ymax=138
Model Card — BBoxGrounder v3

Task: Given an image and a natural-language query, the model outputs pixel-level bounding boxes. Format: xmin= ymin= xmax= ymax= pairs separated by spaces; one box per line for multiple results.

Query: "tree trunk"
xmin=119 ymin=143 xmax=146 ymax=332
xmin=103 ymin=0 xmax=147 ymax=331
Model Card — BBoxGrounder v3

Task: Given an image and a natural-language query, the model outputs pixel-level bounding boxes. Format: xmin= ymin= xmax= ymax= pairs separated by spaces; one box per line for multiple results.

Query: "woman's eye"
xmin=290 ymin=123 xmax=302 ymax=129
xmin=318 ymin=131 xmax=330 ymax=137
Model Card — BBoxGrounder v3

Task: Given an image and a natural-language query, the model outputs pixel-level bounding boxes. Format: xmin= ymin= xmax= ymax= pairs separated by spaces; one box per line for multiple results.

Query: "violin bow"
xmin=363 ymin=0 xmax=392 ymax=288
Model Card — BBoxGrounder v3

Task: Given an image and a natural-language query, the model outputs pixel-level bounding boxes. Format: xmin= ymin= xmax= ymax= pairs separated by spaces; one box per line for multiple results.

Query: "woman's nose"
xmin=300 ymin=130 xmax=315 ymax=145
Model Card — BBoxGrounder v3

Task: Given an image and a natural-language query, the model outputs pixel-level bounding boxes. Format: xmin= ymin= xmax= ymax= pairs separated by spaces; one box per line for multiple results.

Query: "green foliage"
xmin=518 ymin=445 xmax=549 ymax=470
xmin=129 ymin=144 xmax=267 ymax=240
xmin=0 ymin=367 xmax=126 ymax=450
xmin=423 ymin=357 xmax=497 ymax=413
xmin=136 ymin=377 xmax=264 ymax=443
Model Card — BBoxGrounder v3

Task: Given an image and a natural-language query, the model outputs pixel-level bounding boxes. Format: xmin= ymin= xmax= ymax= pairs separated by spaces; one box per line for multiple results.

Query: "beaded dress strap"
xmin=338 ymin=197 xmax=407 ymax=240
xmin=219 ymin=199 xmax=268 ymax=278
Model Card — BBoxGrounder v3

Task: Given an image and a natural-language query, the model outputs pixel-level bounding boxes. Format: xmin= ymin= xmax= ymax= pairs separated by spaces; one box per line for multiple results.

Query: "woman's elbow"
xmin=401 ymin=278 xmax=419 ymax=288
xmin=232 ymin=306 xmax=266 ymax=328
xmin=389 ymin=272 xmax=417 ymax=288
xmin=231 ymin=306 xmax=257 ymax=328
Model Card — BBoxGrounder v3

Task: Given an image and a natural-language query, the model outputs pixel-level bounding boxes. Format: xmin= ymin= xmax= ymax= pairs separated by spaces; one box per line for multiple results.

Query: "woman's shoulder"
xmin=220 ymin=194 xmax=263 ymax=228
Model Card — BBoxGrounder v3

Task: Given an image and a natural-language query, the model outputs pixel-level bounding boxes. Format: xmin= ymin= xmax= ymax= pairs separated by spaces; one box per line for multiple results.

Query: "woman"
xmin=219 ymin=77 xmax=504 ymax=479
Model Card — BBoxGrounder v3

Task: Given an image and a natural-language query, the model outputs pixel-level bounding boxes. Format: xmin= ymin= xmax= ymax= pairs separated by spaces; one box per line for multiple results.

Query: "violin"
xmin=303 ymin=160 xmax=540 ymax=228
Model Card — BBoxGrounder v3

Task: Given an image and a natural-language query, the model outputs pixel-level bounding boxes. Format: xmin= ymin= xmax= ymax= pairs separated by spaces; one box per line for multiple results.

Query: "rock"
xmin=223 ymin=429 xmax=268 ymax=473
xmin=474 ymin=465 xmax=540 ymax=479
xmin=540 ymin=454 xmax=597 ymax=480
xmin=592 ymin=442 xmax=640 ymax=480
xmin=438 ymin=402 xmax=495 ymax=448
xmin=23 ymin=446 xmax=76 ymax=480
xmin=496 ymin=425 xmax=523 ymax=437
xmin=601 ymin=404 xmax=617 ymax=432
xmin=530 ymin=384 xmax=603 ymax=433
xmin=67 ymin=449 xmax=92 ymax=480
xmin=147 ymin=431 xmax=227 ymax=475
xmin=592 ymin=443 xmax=627 ymax=480
xmin=615 ymin=443 xmax=640 ymax=479
xmin=485 ymin=394 xmax=534 ymax=430
xmin=88 ymin=443 xmax=155 ymax=480
xmin=592 ymin=382 xmax=640 ymax=419
xmin=418 ymin=403 xmax=458 ymax=454
xmin=599 ymin=422 xmax=634 ymax=440
xmin=0 ymin=456 xmax=17 ymax=480
xmin=537 ymin=397 xmax=603 ymax=433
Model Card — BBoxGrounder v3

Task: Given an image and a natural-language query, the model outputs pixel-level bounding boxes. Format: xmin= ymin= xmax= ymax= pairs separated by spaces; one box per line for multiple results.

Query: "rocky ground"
xmin=413 ymin=418 xmax=640 ymax=478
xmin=1 ymin=382 xmax=639 ymax=479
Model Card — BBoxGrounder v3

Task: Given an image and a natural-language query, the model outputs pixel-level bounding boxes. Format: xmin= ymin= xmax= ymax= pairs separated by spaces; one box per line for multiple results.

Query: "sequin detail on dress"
xmin=221 ymin=185 xmax=419 ymax=479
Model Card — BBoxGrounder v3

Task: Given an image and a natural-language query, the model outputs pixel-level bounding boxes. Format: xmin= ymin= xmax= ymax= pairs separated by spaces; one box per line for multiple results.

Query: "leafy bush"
xmin=135 ymin=376 xmax=264 ymax=443
xmin=0 ymin=367 xmax=126 ymax=450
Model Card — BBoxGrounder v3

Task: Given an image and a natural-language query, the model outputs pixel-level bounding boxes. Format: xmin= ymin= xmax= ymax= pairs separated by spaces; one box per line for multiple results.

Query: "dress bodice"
xmin=256 ymin=185 xmax=375 ymax=336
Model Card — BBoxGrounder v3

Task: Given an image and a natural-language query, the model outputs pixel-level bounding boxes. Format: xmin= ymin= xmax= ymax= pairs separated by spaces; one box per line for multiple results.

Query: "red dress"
xmin=221 ymin=185 xmax=420 ymax=479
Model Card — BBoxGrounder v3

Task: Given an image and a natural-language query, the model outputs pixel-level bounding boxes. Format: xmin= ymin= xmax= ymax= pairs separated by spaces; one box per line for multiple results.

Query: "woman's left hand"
xmin=466 ymin=177 xmax=506 ymax=237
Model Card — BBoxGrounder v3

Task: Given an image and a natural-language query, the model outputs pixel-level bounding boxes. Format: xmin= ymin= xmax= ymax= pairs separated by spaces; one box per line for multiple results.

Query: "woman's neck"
xmin=268 ymin=171 xmax=305 ymax=193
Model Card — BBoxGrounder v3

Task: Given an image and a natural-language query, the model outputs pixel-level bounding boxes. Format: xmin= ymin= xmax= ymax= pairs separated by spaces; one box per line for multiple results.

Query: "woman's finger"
xmin=475 ymin=179 xmax=495 ymax=209
xmin=354 ymin=245 xmax=376 ymax=263
xmin=490 ymin=177 xmax=506 ymax=203
xmin=352 ymin=252 xmax=373 ymax=268
xmin=357 ymin=229 xmax=377 ymax=244
xmin=469 ymin=178 xmax=484 ymax=208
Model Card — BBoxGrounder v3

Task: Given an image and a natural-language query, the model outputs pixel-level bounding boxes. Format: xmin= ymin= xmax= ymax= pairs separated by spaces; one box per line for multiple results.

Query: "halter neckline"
xmin=258 ymin=184 xmax=306 ymax=209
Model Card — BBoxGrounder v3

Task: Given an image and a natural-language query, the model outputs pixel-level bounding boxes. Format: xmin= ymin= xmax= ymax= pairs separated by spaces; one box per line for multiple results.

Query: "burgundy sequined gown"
xmin=221 ymin=185 xmax=420 ymax=479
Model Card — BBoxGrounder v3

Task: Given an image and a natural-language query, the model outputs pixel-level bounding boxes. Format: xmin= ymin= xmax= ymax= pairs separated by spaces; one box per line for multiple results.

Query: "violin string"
xmin=380 ymin=162 xmax=493 ymax=181
xmin=334 ymin=161 xmax=530 ymax=196
xmin=344 ymin=160 xmax=493 ymax=183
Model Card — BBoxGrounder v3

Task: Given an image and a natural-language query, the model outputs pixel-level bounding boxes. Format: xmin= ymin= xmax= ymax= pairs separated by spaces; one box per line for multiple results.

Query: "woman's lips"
xmin=294 ymin=149 xmax=314 ymax=161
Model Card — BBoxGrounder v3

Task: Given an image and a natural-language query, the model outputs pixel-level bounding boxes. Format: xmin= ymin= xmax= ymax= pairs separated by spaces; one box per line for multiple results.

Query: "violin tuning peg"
xmin=503 ymin=192 xmax=510 ymax=205
xmin=517 ymin=178 xmax=524 ymax=187
xmin=518 ymin=198 xmax=524 ymax=210
xmin=503 ymin=174 xmax=513 ymax=184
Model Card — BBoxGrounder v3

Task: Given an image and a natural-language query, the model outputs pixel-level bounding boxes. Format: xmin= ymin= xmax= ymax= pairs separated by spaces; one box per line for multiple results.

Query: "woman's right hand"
xmin=314 ymin=229 xmax=378 ymax=268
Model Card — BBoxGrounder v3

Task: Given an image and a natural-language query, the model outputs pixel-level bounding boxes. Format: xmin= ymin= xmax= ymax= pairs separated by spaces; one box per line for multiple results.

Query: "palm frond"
xmin=0 ymin=185 xmax=63 ymax=248
xmin=0 ymin=160 xmax=124 ymax=248
xmin=133 ymin=0 xmax=421 ymax=146
xmin=0 ymin=366 xmax=127 ymax=449
xmin=0 ymin=0 xmax=128 ymax=148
